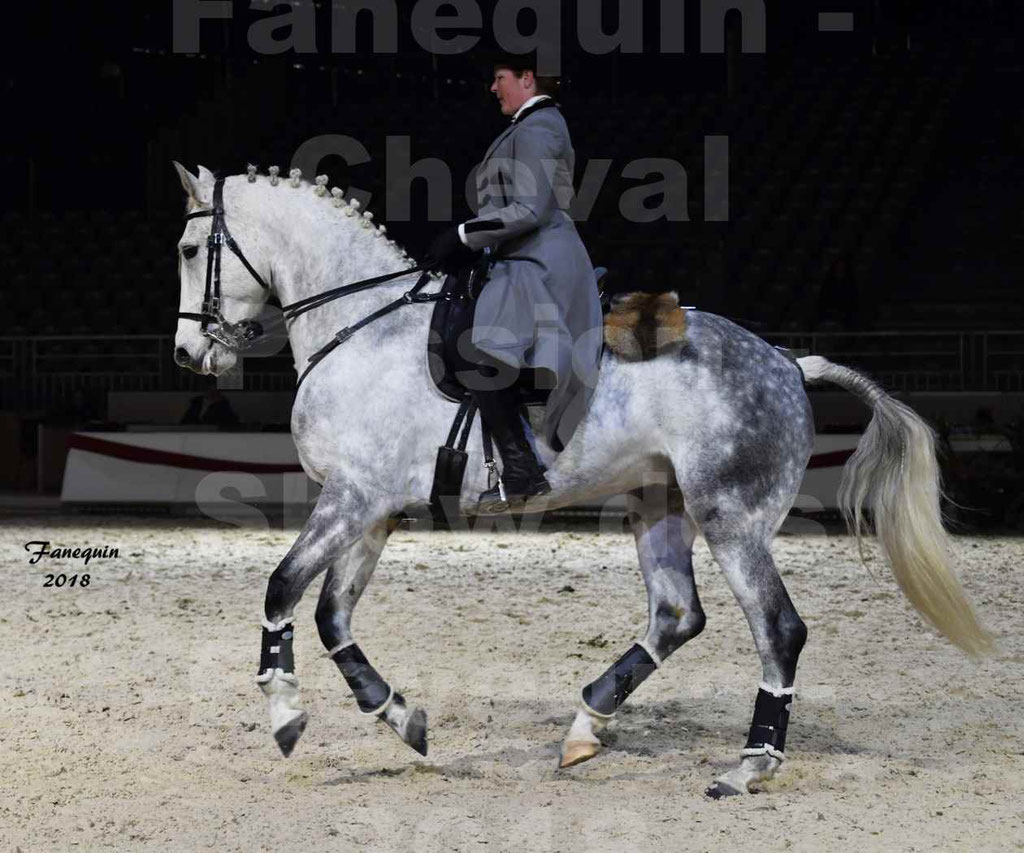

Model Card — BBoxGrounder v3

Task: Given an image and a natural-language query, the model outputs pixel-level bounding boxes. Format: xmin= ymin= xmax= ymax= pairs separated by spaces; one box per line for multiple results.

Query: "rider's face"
xmin=490 ymin=68 xmax=534 ymax=116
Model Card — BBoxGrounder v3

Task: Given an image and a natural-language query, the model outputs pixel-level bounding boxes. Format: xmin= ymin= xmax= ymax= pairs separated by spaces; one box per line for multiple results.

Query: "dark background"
xmin=2 ymin=1 xmax=1023 ymax=523
xmin=4 ymin=1 xmax=1022 ymax=328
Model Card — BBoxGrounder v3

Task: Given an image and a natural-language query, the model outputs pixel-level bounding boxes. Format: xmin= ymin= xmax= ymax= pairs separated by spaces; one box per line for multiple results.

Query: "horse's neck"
xmin=270 ymin=211 xmax=425 ymax=375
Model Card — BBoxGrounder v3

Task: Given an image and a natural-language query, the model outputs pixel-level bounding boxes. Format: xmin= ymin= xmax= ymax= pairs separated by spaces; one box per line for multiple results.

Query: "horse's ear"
xmin=197 ymin=164 xmax=216 ymax=184
xmin=173 ymin=161 xmax=202 ymax=205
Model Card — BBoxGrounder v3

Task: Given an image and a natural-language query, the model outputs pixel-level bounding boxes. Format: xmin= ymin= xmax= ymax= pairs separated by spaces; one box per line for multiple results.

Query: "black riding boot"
xmin=473 ymin=385 xmax=552 ymax=513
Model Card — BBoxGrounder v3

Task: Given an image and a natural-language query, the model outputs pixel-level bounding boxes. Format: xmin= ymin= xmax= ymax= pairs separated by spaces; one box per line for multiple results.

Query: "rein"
xmin=177 ymin=176 xmax=442 ymax=388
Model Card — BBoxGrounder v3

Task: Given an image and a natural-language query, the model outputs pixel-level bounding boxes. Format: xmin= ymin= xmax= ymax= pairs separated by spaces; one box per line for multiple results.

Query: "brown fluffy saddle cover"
xmin=603 ymin=291 xmax=688 ymax=361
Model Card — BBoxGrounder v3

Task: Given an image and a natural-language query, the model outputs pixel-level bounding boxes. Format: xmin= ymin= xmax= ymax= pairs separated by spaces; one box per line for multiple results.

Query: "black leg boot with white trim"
xmin=256 ymin=618 xmax=308 ymax=757
xmin=706 ymin=682 xmax=794 ymax=798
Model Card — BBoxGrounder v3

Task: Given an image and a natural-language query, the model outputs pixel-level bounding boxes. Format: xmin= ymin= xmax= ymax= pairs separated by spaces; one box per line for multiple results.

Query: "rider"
xmin=425 ymin=51 xmax=603 ymax=513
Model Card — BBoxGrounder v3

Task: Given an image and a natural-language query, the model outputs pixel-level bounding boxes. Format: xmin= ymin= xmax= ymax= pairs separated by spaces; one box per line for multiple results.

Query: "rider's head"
xmin=490 ymin=53 xmax=560 ymax=117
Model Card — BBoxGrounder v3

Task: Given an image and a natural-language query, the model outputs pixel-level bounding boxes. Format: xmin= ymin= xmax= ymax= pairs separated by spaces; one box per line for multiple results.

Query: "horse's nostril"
xmin=174 ymin=347 xmax=192 ymax=367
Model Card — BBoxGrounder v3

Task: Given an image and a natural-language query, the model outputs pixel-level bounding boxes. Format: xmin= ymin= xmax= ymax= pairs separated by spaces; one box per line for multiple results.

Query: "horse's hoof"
xmin=273 ymin=712 xmax=308 ymax=757
xmin=405 ymin=707 xmax=428 ymax=756
xmin=705 ymin=780 xmax=743 ymax=800
xmin=381 ymin=703 xmax=429 ymax=756
xmin=558 ymin=739 xmax=601 ymax=768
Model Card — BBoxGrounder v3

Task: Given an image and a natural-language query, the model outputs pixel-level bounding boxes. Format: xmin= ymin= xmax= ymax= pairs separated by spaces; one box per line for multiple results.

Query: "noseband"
xmin=177 ymin=177 xmax=270 ymax=351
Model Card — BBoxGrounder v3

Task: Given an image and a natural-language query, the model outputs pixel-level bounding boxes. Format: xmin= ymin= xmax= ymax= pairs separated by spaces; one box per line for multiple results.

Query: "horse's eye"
xmin=182 ymin=245 xmax=199 ymax=260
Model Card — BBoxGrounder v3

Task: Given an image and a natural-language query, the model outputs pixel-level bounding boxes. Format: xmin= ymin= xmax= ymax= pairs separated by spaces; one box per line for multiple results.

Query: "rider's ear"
xmin=173 ymin=161 xmax=206 ymax=208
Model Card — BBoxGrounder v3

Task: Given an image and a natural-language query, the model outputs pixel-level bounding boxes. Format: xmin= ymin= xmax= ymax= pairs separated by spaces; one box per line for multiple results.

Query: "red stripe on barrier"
xmin=67 ymin=433 xmax=305 ymax=474
xmin=67 ymin=433 xmax=855 ymax=476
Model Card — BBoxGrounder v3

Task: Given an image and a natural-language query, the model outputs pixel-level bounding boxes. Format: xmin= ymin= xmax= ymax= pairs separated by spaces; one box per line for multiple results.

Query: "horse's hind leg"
xmin=700 ymin=531 xmax=807 ymax=798
xmin=257 ymin=478 xmax=393 ymax=757
xmin=315 ymin=520 xmax=428 ymax=756
xmin=560 ymin=482 xmax=706 ymax=768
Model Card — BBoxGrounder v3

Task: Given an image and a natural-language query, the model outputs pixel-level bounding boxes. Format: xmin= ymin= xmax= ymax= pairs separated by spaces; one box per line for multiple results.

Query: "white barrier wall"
xmin=61 ymin=431 xmax=865 ymax=513
xmin=61 ymin=433 xmax=316 ymax=509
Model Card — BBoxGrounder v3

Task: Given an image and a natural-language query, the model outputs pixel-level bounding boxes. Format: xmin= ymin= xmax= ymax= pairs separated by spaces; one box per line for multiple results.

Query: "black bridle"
xmin=177 ymin=177 xmax=272 ymax=350
xmin=177 ymin=175 xmax=440 ymax=386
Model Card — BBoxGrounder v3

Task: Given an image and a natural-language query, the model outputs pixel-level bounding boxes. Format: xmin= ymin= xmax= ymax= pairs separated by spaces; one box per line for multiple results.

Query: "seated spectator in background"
xmin=181 ymin=388 xmax=239 ymax=427
xmin=56 ymin=390 xmax=99 ymax=424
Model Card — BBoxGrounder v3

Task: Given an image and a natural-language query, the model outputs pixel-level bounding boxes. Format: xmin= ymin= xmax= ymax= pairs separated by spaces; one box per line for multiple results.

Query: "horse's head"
xmin=172 ymin=162 xmax=274 ymax=375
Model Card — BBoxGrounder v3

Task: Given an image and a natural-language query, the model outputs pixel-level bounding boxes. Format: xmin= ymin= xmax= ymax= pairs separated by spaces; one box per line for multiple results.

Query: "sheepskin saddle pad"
xmin=603 ymin=291 xmax=688 ymax=361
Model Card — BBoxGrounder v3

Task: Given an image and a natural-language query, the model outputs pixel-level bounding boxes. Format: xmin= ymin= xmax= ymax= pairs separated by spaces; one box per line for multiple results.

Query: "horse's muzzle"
xmin=174 ymin=347 xmax=195 ymax=369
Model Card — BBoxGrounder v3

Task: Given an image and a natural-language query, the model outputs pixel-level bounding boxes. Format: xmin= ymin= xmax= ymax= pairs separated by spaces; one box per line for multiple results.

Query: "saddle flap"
xmin=428 ymin=268 xmax=554 ymax=408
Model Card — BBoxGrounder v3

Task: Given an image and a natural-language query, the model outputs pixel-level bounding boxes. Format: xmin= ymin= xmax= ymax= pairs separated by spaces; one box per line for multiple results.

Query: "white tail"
xmin=798 ymin=356 xmax=994 ymax=657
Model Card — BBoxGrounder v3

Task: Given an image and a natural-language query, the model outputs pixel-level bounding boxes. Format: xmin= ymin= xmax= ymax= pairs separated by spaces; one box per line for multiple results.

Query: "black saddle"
xmin=428 ymin=264 xmax=609 ymax=405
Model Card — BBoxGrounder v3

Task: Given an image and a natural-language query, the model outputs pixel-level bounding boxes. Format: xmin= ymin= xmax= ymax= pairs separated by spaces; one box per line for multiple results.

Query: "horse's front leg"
xmin=315 ymin=519 xmax=429 ymax=756
xmin=257 ymin=478 xmax=392 ymax=757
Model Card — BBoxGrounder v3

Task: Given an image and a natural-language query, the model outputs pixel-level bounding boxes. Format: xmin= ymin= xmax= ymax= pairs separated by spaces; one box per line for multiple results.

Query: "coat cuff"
xmin=457 ymin=223 xmax=469 ymax=246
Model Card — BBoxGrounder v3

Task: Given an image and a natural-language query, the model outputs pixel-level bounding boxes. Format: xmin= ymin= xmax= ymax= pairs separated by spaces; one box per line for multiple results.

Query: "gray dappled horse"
xmin=172 ymin=165 xmax=991 ymax=797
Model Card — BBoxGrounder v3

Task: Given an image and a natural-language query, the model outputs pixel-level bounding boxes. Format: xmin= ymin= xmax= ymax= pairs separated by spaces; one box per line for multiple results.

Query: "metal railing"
xmin=982 ymin=332 xmax=1024 ymax=393
xmin=2 ymin=331 xmax=1023 ymax=411
xmin=763 ymin=330 xmax=1024 ymax=394
xmin=0 ymin=335 xmax=295 ymax=409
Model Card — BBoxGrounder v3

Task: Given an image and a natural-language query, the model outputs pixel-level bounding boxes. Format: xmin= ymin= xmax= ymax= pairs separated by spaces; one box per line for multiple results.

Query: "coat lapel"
xmin=481 ymin=123 xmax=518 ymax=164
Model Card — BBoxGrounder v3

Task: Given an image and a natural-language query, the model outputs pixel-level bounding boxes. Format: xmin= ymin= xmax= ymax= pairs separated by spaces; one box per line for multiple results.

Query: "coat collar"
xmin=481 ymin=99 xmax=560 ymax=163
xmin=511 ymin=94 xmax=554 ymax=123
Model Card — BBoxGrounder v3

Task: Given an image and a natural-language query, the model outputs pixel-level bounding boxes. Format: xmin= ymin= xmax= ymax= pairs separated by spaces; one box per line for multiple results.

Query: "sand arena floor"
xmin=1 ymin=515 xmax=1022 ymax=852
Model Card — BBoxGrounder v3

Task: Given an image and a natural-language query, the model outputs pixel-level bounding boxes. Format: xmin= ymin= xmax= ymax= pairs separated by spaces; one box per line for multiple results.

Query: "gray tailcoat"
xmin=461 ymin=99 xmax=603 ymax=452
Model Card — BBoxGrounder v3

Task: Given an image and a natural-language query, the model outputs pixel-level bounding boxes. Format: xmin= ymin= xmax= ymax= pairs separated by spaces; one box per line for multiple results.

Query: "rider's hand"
xmin=425 ymin=226 xmax=474 ymax=274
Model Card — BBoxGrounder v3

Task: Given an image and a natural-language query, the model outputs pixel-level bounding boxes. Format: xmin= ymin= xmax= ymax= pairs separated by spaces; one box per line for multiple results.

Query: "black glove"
xmin=425 ymin=226 xmax=474 ymax=273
